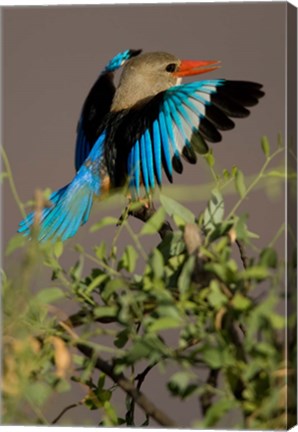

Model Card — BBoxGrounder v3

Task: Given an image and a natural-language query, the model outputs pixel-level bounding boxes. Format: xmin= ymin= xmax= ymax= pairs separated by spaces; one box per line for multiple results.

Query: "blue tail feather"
xmin=18 ymin=132 xmax=106 ymax=242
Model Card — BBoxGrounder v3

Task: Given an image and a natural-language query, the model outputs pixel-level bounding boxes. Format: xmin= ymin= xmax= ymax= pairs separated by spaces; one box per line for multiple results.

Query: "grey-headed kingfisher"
xmin=19 ymin=49 xmax=264 ymax=242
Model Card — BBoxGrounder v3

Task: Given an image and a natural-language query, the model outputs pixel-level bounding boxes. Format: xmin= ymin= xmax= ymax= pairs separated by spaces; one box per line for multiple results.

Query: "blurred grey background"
xmin=2 ymin=2 xmax=287 ymax=427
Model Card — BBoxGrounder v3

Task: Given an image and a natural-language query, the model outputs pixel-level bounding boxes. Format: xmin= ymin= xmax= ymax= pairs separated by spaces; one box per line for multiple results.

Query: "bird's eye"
xmin=165 ymin=63 xmax=177 ymax=73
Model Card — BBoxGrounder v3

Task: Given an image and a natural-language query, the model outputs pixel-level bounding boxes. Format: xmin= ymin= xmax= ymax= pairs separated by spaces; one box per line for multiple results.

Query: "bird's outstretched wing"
xmin=75 ymin=49 xmax=142 ymax=171
xmin=122 ymin=80 xmax=264 ymax=197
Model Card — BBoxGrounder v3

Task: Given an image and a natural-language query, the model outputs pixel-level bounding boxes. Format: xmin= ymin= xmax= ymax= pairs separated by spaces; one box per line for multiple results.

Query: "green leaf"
xmin=94 ymin=241 xmax=107 ymax=260
xmin=140 ymin=207 xmax=166 ymax=235
xmin=204 ymin=262 xmax=236 ymax=284
xmin=269 ymin=313 xmax=285 ymax=329
xmin=97 ymin=373 xmax=106 ymax=391
xmin=55 ymin=379 xmax=71 ymax=393
xmin=118 ymin=245 xmax=138 ymax=273
xmin=85 ymin=390 xmax=110 ymax=410
xmin=53 ymin=240 xmax=63 ymax=258
xmin=167 ymin=371 xmax=197 ymax=399
xmin=27 ymin=382 xmax=52 ymax=407
xmin=114 ymin=329 xmax=129 ymax=348
xmin=149 ymin=248 xmax=164 ymax=279
xmin=238 ymin=266 xmax=269 ymax=280
xmin=86 ymin=273 xmax=108 ymax=294
xmin=148 ymin=316 xmax=182 ymax=333
xmin=178 ymin=255 xmax=195 ymax=294
xmin=247 ymin=229 xmax=260 ymax=239
xmin=203 ymin=398 xmax=237 ymax=427
xmin=160 ymin=194 xmax=195 ymax=225
xmin=202 ymin=346 xmax=223 ymax=369
xmin=231 ymin=166 xmax=238 ymax=177
xmin=70 ymin=257 xmax=84 ymax=281
xmin=125 ymin=334 xmax=167 ymax=364
xmin=204 ymin=151 xmax=215 ymax=167
xmin=234 ymin=214 xmax=249 ymax=241
xmin=208 ymin=280 xmax=228 ymax=309
xmin=90 ymin=216 xmax=118 ymax=232
xmin=96 ymin=388 xmax=112 ymax=404
xmin=222 ymin=168 xmax=231 ymax=180
xmin=259 ymin=247 xmax=278 ymax=268
xmin=125 ymin=340 xmax=153 ymax=363
xmin=5 ymin=233 xmax=27 ymax=255
xmin=266 ymin=169 xmax=286 ymax=178
xmin=158 ymin=231 xmax=185 ymax=260
xmin=235 ymin=169 xmax=246 ymax=198
xmin=94 ymin=306 xmax=117 ymax=319
xmin=101 ymin=278 xmax=125 ymax=303
xmin=261 ymin=135 xmax=270 ymax=157
xmin=231 ymin=292 xmax=252 ymax=311
xmin=204 ymin=188 xmax=224 ymax=231
xmin=35 ymin=287 xmax=65 ymax=304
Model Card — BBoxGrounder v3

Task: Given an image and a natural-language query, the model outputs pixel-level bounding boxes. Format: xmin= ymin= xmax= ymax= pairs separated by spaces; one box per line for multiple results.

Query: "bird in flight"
xmin=19 ymin=49 xmax=264 ymax=242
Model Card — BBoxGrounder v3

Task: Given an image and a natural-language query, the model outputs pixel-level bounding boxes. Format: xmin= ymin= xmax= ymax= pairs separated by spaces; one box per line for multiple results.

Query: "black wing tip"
xmin=225 ymin=80 xmax=264 ymax=89
xmin=172 ymin=154 xmax=184 ymax=174
xmin=223 ymin=81 xmax=265 ymax=101
xmin=199 ymin=118 xmax=222 ymax=143
xmin=182 ymin=145 xmax=197 ymax=164
xmin=129 ymin=49 xmax=143 ymax=58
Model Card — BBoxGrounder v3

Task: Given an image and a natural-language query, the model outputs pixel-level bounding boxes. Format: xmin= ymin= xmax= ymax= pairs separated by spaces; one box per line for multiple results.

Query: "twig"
xmin=227 ymin=147 xmax=284 ymax=219
xmin=126 ymin=361 xmax=158 ymax=425
xmin=235 ymin=239 xmax=249 ymax=269
xmin=76 ymin=342 xmax=176 ymax=427
xmin=199 ymin=368 xmax=220 ymax=416
xmin=52 ymin=402 xmax=83 ymax=424
xmin=58 ymin=323 xmax=176 ymax=427
xmin=223 ymin=313 xmax=246 ymax=402
xmin=135 ymin=363 xmax=158 ymax=390
xmin=62 ymin=309 xmax=117 ymax=327
xmin=1 ymin=145 xmax=27 ymax=218
xmin=128 ymin=202 xmax=173 ymax=240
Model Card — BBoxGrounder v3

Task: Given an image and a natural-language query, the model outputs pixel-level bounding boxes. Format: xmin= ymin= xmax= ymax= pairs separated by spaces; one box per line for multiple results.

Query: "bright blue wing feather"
xmin=144 ymin=129 xmax=155 ymax=189
xmin=134 ymin=140 xmax=141 ymax=195
xmin=19 ymin=132 xmax=106 ymax=242
xmin=104 ymin=49 xmax=132 ymax=73
xmin=140 ymin=135 xmax=149 ymax=192
xmin=163 ymin=100 xmax=181 ymax=158
xmin=126 ymin=79 xmax=232 ymax=197
xmin=158 ymin=110 xmax=173 ymax=177
xmin=152 ymin=119 xmax=162 ymax=184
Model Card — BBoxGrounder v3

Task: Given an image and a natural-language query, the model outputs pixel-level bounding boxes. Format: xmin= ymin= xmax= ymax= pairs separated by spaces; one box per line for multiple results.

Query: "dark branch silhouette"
xmin=59 ymin=322 xmax=176 ymax=428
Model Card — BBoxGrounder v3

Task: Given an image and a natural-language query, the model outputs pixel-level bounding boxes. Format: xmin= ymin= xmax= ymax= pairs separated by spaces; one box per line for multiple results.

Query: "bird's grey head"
xmin=111 ymin=52 xmax=181 ymax=111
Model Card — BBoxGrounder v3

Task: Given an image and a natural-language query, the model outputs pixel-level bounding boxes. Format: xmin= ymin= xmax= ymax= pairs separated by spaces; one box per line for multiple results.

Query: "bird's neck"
xmin=111 ymin=75 xmax=181 ymax=111
xmin=111 ymin=82 xmax=155 ymax=111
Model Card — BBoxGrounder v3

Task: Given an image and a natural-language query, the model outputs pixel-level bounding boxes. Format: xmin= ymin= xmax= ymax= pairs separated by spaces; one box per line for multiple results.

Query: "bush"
xmin=1 ymin=137 xmax=296 ymax=428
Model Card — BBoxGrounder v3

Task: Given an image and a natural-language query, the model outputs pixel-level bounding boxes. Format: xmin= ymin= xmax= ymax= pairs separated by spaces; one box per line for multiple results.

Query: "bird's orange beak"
xmin=174 ymin=60 xmax=221 ymax=77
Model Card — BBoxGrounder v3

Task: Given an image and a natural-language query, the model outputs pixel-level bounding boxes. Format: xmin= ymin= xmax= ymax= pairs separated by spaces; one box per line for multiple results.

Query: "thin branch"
xmin=235 ymin=239 xmax=249 ymax=269
xmin=199 ymin=368 xmax=220 ymax=416
xmin=135 ymin=362 xmax=158 ymax=390
xmin=63 ymin=309 xmax=117 ymax=327
xmin=76 ymin=342 xmax=176 ymax=427
xmin=52 ymin=402 xmax=83 ymax=424
xmin=126 ymin=361 xmax=159 ymax=426
xmin=59 ymin=322 xmax=176 ymax=427
xmin=128 ymin=202 xmax=173 ymax=240
xmin=1 ymin=145 xmax=27 ymax=218
xmin=227 ymin=147 xmax=284 ymax=219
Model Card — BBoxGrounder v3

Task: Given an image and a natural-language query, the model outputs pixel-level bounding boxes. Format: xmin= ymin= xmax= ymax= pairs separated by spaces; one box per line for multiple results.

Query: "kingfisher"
xmin=19 ymin=50 xmax=264 ymax=242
